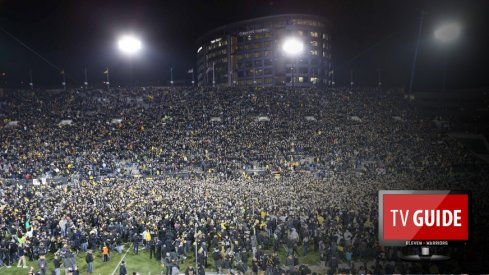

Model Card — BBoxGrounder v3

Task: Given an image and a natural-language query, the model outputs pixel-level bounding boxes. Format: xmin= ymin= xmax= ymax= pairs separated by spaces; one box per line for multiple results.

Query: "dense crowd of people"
xmin=0 ymin=86 xmax=488 ymax=274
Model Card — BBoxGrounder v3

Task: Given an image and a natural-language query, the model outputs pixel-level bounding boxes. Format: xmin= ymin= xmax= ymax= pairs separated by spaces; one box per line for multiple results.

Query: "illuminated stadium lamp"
xmin=282 ymin=37 xmax=304 ymax=87
xmin=118 ymin=35 xmax=142 ymax=55
xmin=434 ymin=22 xmax=461 ymax=44
xmin=282 ymin=37 xmax=304 ymax=56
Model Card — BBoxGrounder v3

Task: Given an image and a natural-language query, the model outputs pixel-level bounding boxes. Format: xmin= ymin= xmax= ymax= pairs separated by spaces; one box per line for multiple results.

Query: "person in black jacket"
xmin=86 ymin=251 xmax=94 ymax=274
xmin=164 ymin=253 xmax=173 ymax=275
xmin=213 ymin=248 xmax=222 ymax=273
xmin=53 ymin=255 xmax=61 ymax=275
xmin=222 ymin=255 xmax=231 ymax=274
xmin=149 ymin=238 xmax=155 ymax=259
xmin=132 ymin=234 xmax=140 ymax=255
xmin=119 ymin=261 xmax=127 ymax=275
xmin=17 ymin=246 xmax=28 ymax=268
xmin=197 ymin=265 xmax=205 ymax=275
xmin=252 ymin=258 xmax=259 ymax=275
xmin=155 ymin=238 xmax=162 ymax=261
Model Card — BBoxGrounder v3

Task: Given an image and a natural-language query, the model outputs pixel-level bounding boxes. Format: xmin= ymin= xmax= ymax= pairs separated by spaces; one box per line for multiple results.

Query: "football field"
xmin=0 ymin=245 xmax=324 ymax=275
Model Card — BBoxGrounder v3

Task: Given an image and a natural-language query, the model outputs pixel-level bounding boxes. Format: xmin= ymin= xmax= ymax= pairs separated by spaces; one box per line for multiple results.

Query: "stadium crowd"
xmin=0 ymin=86 xmax=488 ymax=274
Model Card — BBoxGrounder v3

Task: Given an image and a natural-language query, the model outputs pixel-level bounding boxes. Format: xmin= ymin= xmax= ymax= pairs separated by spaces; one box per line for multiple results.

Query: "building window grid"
xmin=291 ymin=19 xmax=325 ymax=27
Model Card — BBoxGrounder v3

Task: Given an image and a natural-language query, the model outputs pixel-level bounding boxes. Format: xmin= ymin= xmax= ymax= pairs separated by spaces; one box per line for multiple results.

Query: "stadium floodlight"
xmin=282 ymin=37 xmax=304 ymax=87
xmin=118 ymin=35 xmax=142 ymax=55
xmin=434 ymin=22 xmax=461 ymax=44
xmin=282 ymin=37 xmax=304 ymax=56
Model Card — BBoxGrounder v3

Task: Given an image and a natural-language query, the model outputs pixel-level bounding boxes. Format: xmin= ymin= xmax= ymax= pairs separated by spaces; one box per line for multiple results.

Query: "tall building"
xmin=196 ymin=14 xmax=332 ymax=87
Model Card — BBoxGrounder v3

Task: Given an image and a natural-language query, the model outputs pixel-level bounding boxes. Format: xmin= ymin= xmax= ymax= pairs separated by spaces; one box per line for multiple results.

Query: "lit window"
xmin=310 ymin=41 xmax=318 ymax=47
xmin=310 ymin=77 xmax=318 ymax=84
xmin=310 ymin=32 xmax=318 ymax=38
xmin=298 ymin=77 xmax=304 ymax=83
xmin=311 ymin=50 xmax=318 ymax=56
xmin=211 ymin=37 xmax=222 ymax=44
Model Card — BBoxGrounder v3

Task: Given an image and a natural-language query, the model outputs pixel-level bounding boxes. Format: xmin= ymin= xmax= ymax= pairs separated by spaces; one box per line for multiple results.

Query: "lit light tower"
xmin=282 ymin=37 xmax=304 ymax=87
xmin=434 ymin=22 xmax=461 ymax=93
xmin=434 ymin=22 xmax=461 ymax=44
xmin=118 ymin=35 xmax=142 ymax=87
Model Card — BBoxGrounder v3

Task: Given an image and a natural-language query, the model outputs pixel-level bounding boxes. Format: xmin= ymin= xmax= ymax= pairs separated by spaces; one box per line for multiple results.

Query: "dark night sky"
xmin=0 ymin=0 xmax=488 ymax=89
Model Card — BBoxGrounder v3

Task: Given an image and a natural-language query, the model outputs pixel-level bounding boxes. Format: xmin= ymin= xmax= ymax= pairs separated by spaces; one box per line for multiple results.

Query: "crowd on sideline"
xmin=0 ymin=86 xmax=488 ymax=274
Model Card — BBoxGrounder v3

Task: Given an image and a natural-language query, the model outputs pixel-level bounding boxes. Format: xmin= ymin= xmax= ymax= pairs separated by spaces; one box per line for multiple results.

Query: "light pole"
xmin=29 ymin=69 xmax=33 ymax=90
xmin=331 ymin=70 xmax=335 ymax=87
xmin=2 ymin=72 xmax=6 ymax=88
xmin=282 ymin=37 xmax=304 ymax=87
xmin=434 ymin=22 xmax=461 ymax=93
xmin=84 ymin=68 xmax=88 ymax=89
xmin=195 ymin=221 xmax=198 ymax=270
xmin=377 ymin=69 xmax=382 ymax=87
xmin=434 ymin=22 xmax=461 ymax=115
xmin=408 ymin=10 xmax=425 ymax=95
xmin=118 ymin=35 xmax=142 ymax=87
xmin=350 ymin=69 xmax=354 ymax=87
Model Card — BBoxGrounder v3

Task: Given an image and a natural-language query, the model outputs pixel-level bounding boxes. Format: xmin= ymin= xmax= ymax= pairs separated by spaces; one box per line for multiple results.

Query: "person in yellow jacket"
xmin=317 ymin=215 xmax=325 ymax=225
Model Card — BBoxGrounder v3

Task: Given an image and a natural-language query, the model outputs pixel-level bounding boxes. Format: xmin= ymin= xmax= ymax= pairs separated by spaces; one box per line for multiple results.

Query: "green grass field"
xmin=0 ymin=244 xmax=326 ymax=275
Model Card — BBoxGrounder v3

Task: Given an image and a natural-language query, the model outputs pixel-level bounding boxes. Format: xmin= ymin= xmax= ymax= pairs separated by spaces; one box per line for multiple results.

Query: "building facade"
xmin=196 ymin=14 xmax=332 ymax=87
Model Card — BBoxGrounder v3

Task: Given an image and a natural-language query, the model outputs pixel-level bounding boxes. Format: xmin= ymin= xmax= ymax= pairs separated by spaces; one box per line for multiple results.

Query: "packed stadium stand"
xmin=0 ymin=86 xmax=488 ymax=273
